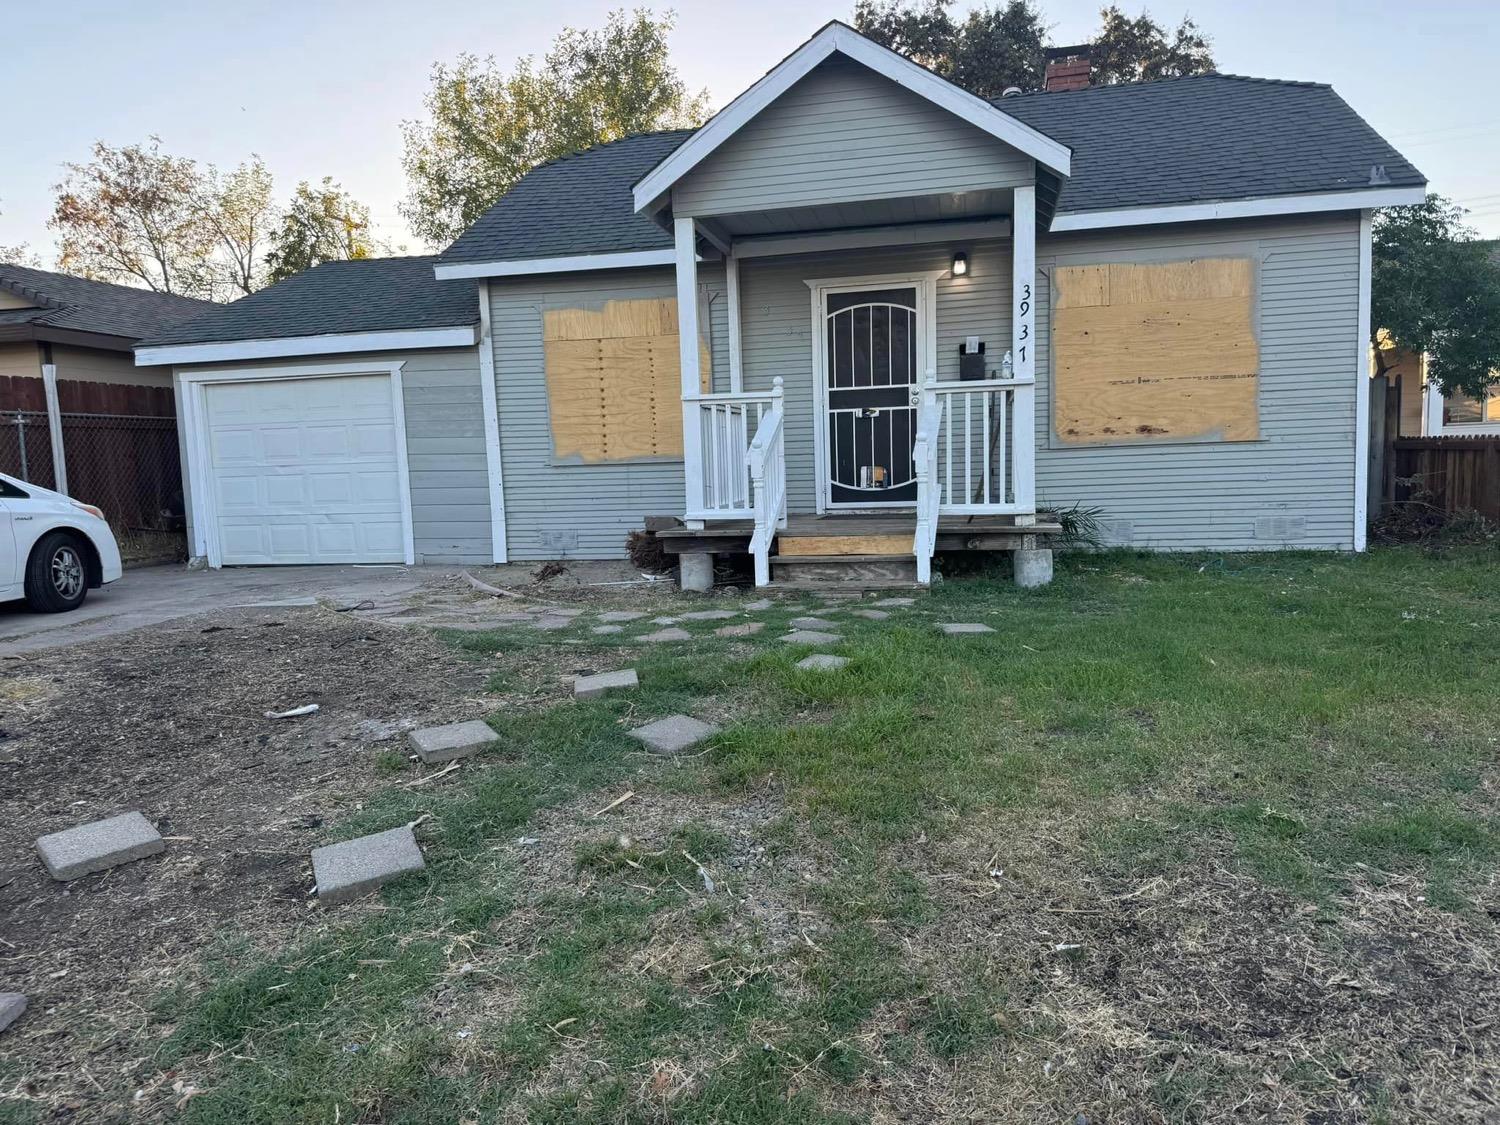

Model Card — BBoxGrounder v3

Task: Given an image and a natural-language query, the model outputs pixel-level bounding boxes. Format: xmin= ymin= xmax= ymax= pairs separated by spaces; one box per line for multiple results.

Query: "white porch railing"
xmin=913 ymin=355 xmax=1037 ymax=583
xmin=685 ymin=383 xmax=783 ymax=519
xmin=747 ymin=377 xmax=787 ymax=586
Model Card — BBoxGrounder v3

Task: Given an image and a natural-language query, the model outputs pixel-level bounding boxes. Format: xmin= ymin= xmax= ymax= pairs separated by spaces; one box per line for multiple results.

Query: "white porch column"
xmin=1011 ymin=184 xmax=1037 ymax=520
xmin=725 ymin=250 xmax=744 ymax=393
xmin=41 ymin=362 xmax=67 ymax=495
xmin=675 ymin=216 xmax=705 ymax=521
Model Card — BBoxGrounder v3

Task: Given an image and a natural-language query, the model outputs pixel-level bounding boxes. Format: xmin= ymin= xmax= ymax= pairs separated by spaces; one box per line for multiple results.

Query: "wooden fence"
xmin=1386 ymin=436 xmax=1500 ymax=522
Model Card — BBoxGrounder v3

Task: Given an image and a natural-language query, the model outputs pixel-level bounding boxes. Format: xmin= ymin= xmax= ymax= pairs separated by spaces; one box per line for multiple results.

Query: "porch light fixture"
xmin=952 ymin=251 xmax=969 ymax=277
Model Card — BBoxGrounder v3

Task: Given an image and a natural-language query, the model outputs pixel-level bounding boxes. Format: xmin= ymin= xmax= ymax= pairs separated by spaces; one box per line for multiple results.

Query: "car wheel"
xmin=24 ymin=531 xmax=90 ymax=613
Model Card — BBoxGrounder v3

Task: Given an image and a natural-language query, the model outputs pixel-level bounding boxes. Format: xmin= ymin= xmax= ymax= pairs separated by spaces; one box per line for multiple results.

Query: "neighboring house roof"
xmin=135 ymin=256 xmax=480 ymax=365
xmin=0 ymin=263 xmax=218 ymax=346
xmin=440 ymin=131 xmax=692 ymax=267
xmin=439 ymin=59 xmax=1424 ymax=272
xmin=996 ymin=74 xmax=1424 ymax=220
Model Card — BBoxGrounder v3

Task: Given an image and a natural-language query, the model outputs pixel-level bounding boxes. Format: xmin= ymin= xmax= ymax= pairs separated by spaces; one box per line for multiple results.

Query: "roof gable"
xmin=631 ymin=21 xmax=1070 ymax=215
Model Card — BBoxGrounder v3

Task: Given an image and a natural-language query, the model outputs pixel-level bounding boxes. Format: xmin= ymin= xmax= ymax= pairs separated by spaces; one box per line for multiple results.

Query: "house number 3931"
xmin=1016 ymin=283 xmax=1033 ymax=364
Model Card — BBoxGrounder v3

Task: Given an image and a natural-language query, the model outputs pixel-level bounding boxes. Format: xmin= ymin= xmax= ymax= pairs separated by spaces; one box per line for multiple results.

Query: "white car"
xmin=0 ymin=472 xmax=123 ymax=612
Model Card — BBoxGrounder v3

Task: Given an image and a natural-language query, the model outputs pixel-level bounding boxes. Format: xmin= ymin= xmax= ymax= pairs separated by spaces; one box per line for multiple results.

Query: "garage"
xmin=199 ymin=370 xmax=412 ymax=565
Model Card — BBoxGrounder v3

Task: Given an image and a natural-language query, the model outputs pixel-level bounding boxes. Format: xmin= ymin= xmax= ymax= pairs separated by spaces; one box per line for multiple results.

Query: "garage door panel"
xmin=205 ymin=374 xmax=407 ymax=565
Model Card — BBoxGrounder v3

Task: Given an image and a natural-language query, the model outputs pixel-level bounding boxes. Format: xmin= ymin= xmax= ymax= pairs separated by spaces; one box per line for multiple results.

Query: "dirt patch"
xmin=0 ymin=600 xmax=492 ymax=1116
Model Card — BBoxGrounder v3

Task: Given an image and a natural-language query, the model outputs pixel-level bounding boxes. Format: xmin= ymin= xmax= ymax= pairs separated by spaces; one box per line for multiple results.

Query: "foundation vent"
xmin=1254 ymin=515 xmax=1307 ymax=542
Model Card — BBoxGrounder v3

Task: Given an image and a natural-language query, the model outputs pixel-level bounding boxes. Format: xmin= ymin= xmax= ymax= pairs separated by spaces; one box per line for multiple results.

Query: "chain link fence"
xmin=0 ymin=409 xmax=185 ymax=562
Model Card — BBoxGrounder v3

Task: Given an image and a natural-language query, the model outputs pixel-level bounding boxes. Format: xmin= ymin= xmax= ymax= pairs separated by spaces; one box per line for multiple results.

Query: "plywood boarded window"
xmin=543 ymin=297 xmax=711 ymax=463
xmin=1052 ymin=258 xmax=1259 ymax=445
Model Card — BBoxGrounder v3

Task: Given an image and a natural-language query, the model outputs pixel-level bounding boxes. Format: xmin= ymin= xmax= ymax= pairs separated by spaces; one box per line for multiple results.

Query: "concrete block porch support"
xmin=679 ymin=552 xmax=714 ymax=592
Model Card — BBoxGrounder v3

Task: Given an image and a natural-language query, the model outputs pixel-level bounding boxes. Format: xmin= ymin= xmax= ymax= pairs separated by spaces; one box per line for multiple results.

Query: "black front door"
xmin=824 ymin=287 xmax=920 ymax=507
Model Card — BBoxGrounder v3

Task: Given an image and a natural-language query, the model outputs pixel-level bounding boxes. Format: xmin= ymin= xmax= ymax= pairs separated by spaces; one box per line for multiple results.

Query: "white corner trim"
xmin=631 ymin=23 xmax=1070 ymax=213
xmin=735 ymin=218 xmax=1013 ymax=260
xmin=1048 ymin=186 xmax=1428 ymax=233
xmin=1353 ymin=210 xmax=1373 ymax=552
xmin=136 ymin=325 xmax=478 ymax=366
xmin=433 ymin=249 xmax=677 ymax=280
xmin=40 ymin=363 xmax=68 ymax=496
xmin=476 ymin=280 xmax=508 ymax=564
xmin=177 ymin=359 xmax=417 ymax=568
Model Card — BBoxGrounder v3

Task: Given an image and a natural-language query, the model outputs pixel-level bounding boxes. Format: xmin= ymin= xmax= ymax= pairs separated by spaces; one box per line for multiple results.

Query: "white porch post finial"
xmin=675 ymin=216 xmax=705 ymax=519
xmin=1011 ymin=185 xmax=1037 ymax=519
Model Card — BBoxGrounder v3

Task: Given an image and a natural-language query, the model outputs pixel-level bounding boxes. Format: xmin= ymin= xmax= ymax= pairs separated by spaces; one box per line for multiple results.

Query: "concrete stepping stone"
xmin=574 ymin=668 xmax=639 ymax=699
xmin=783 ymin=629 xmax=842 ymax=645
xmin=532 ymin=607 xmax=585 ymax=618
xmin=639 ymin=627 xmax=691 ymax=643
xmin=650 ymin=616 xmax=681 ymax=625
xmin=850 ymin=609 xmax=891 ymax=620
xmin=790 ymin=616 xmax=838 ymax=629
xmin=0 ymin=994 xmax=25 ymax=1035
xmin=408 ymin=719 xmax=498 ymax=764
xmin=312 ymin=825 xmax=425 ymax=906
xmin=35 ymin=811 xmax=164 ymax=881
xmin=597 ymin=610 xmax=647 ymax=623
xmin=532 ymin=617 xmax=573 ymax=631
xmin=873 ymin=597 xmax=916 ymax=607
xmin=744 ymin=599 xmax=773 ymax=611
xmin=716 ymin=621 xmax=765 ymax=637
xmin=591 ymin=624 xmax=625 ymax=635
xmin=939 ymin=622 xmax=995 ymax=635
xmin=680 ymin=609 xmax=738 ymax=621
xmin=796 ymin=654 xmax=849 ymax=672
xmin=628 ymin=714 xmax=721 ymax=755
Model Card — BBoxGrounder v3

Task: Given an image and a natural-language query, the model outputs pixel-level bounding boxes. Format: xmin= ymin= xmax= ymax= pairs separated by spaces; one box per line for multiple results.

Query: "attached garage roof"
xmin=139 ymin=256 xmax=477 ymax=349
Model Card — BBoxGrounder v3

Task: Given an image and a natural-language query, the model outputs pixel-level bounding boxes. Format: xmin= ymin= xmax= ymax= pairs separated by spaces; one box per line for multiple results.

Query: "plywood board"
xmin=543 ymin=298 xmax=712 ymax=463
xmin=1053 ymin=258 xmax=1259 ymax=445
xmin=784 ymin=533 xmax=913 ymax=556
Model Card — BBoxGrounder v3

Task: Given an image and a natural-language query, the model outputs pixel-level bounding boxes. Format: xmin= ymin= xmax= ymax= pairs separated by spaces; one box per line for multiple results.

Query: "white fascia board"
xmin=631 ymin=23 xmax=1071 ymax=213
xmin=734 ymin=217 xmax=1013 ymax=259
xmin=432 ymin=249 xmax=676 ymax=280
xmin=1047 ymin=186 xmax=1428 ymax=233
xmin=136 ymin=325 xmax=478 ymax=366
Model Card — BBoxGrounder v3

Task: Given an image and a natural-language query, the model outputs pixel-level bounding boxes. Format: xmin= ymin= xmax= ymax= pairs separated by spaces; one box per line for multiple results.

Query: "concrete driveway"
xmin=0 ymin=564 xmax=456 ymax=657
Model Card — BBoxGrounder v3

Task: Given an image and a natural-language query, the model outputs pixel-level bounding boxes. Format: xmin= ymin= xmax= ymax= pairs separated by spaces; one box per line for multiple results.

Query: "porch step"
xmin=777 ymin=533 xmax=913 ymax=557
xmin=771 ymin=554 xmax=918 ymax=587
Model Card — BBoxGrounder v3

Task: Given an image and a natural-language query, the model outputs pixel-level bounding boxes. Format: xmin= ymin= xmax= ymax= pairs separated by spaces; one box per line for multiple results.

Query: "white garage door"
xmin=205 ymin=374 xmax=407 ymax=564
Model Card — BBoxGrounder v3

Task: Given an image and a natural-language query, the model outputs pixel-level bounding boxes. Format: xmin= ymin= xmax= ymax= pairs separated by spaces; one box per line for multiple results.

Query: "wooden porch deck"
xmin=656 ymin=512 xmax=1063 ymax=556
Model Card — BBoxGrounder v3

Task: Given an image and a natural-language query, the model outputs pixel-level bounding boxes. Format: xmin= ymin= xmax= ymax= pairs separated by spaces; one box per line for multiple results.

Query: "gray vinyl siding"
xmin=1033 ymin=214 xmax=1363 ymax=551
xmin=488 ymin=265 xmax=730 ymax=561
xmin=173 ymin=346 xmax=492 ymax=565
xmin=671 ymin=55 xmax=1034 ymax=218
xmin=738 ymin=239 xmax=1011 ymax=512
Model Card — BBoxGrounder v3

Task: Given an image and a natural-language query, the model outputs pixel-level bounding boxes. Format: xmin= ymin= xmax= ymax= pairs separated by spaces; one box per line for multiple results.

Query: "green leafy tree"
xmin=264 ymin=178 xmax=379 ymax=284
xmin=50 ymin=138 xmax=218 ymax=296
xmin=1089 ymin=5 xmax=1213 ymax=84
xmin=853 ymin=1 xmax=1215 ymax=97
xmin=1372 ymin=195 xmax=1500 ymax=398
xmin=400 ymin=8 xmax=710 ymax=247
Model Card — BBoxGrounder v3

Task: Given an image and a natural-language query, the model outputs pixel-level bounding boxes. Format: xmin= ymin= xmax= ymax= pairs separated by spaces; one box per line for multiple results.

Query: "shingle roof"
xmin=138 ymin=256 xmax=478 ymax=347
xmin=0 ymin=263 xmax=218 ymax=341
xmin=995 ymin=74 xmax=1425 ymax=216
xmin=440 ymin=71 xmax=1423 ymax=265
xmin=440 ymin=131 xmax=692 ymax=265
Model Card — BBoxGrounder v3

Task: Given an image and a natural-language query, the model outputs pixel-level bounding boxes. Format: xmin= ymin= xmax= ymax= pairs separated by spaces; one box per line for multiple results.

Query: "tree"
xmin=264 ymin=178 xmax=378 ymax=284
xmin=199 ymin=157 xmax=276 ymax=296
xmin=1090 ymin=5 xmax=1213 ymax=84
xmin=400 ymin=8 xmax=710 ymax=247
xmin=853 ymin=1 xmax=1215 ymax=97
xmin=1372 ymin=194 xmax=1500 ymax=399
xmin=50 ymin=138 xmax=218 ymax=297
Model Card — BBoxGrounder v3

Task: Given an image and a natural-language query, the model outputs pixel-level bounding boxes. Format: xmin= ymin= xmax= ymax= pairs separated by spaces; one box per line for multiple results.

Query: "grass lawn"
xmin=32 ymin=548 xmax=1500 ymax=1123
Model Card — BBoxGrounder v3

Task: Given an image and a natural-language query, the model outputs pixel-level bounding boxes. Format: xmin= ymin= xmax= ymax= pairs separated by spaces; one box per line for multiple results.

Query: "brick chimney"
xmin=1044 ymin=45 xmax=1091 ymax=92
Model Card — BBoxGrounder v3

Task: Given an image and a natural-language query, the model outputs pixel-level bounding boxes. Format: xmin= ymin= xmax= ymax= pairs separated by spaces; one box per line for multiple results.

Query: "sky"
xmin=2 ymin=0 xmax=1497 ymax=263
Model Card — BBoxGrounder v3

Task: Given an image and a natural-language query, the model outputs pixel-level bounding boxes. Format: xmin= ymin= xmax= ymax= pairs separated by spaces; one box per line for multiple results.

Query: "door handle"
xmin=908 ymin=390 xmax=920 ymax=406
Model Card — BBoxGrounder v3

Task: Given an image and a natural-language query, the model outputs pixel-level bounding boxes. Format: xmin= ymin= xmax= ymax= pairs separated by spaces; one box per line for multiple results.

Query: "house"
xmin=0 ymin=264 xmax=217 ymax=552
xmin=133 ymin=22 xmax=1426 ymax=586
xmin=1377 ymin=241 xmax=1500 ymax=438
